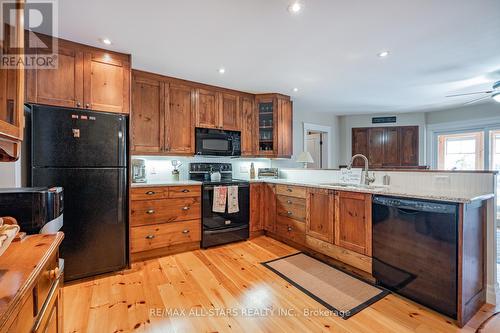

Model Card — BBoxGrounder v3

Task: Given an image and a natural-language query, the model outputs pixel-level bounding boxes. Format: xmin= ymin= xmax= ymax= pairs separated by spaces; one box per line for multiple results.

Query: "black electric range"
xmin=189 ymin=163 xmax=249 ymax=248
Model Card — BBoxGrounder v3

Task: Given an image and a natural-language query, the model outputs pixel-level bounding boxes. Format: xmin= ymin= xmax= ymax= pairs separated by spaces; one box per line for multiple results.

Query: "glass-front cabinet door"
xmin=256 ymin=96 xmax=276 ymax=155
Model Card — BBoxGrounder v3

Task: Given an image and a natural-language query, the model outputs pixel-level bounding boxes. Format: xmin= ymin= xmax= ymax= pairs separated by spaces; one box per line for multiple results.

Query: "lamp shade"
xmin=296 ymin=151 xmax=314 ymax=163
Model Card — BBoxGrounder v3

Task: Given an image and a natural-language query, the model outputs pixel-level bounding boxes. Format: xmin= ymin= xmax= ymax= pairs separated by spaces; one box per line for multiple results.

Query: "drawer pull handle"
xmin=145 ymin=234 xmax=155 ymax=239
xmin=182 ymin=206 xmax=190 ymax=211
xmin=287 ymin=211 xmax=292 ymax=215
xmin=146 ymin=191 xmax=156 ymax=195
xmin=182 ymin=229 xmax=190 ymax=234
xmin=146 ymin=209 xmax=155 ymax=214
xmin=287 ymin=188 xmax=293 ymax=192
xmin=287 ymin=226 xmax=293 ymax=232
xmin=286 ymin=200 xmax=292 ymax=204
xmin=48 ymin=267 xmax=60 ymax=281
xmin=181 ymin=189 xmax=190 ymax=193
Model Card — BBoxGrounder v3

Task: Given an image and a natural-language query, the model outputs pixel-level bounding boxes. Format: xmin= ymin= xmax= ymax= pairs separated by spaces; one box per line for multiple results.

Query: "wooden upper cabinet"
xmin=195 ymin=88 xmax=219 ymax=129
xmin=351 ymin=128 xmax=369 ymax=167
xmin=368 ymin=127 xmax=384 ymax=167
xmin=240 ymin=95 xmax=256 ymax=156
xmin=25 ymin=35 xmax=131 ymax=114
xmin=131 ymin=73 xmax=164 ymax=153
xmin=383 ymin=127 xmax=400 ymax=166
xmin=165 ymin=83 xmax=195 ymax=154
xmin=26 ymin=40 xmax=84 ymax=108
xmin=84 ymin=50 xmax=130 ymax=113
xmin=220 ymin=93 xmax=240 ymax=131
xmin=0 ymin=0 xmax=24 ymax=161
xmin=277 ymin=97 xmax=293 ymax=157
xmin=400 ymin=126 xmax=419 ymax=166
xmin=335 ymin=191 xmax=372 ymax=256
xmin=306 ymin=188 xmax=334 ymax=243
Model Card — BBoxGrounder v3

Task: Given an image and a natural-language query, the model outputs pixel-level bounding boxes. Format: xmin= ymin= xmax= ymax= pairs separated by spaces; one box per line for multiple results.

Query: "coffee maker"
xmin=131 ymin=158 xmax=147 ymax=183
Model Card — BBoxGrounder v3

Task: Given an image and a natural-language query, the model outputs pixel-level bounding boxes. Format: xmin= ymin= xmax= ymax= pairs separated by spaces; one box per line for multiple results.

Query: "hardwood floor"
xmin=64 ymin=236 xmax=496 ymax=333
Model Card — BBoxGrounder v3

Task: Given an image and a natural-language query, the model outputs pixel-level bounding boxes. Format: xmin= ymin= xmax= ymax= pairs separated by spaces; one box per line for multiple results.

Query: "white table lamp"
xmin=296 ymin=151 xmax=314 ymax=168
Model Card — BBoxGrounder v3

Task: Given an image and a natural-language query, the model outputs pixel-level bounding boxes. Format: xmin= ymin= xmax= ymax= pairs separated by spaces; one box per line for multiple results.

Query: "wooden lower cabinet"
xmin=250 ymin=183 xmax=263 ymax=234
xmin=275 ymin=216 xmax=306 ymax=245
xmin=335 ymin=191 xmax=372 ymax=256
xmin=130 ymin=185 xmax=201 ymax=261
xmin=306 ymin=188 xmax=334 ymax=243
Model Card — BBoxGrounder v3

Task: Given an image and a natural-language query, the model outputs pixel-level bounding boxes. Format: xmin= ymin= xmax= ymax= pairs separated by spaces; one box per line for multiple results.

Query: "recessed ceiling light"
xmin=100 ymin=38 xmax=112 ymax=45
xmin=293 ymin=88 xmax=299 ymax=92
xmin=218 ymin=67 xmax=226 ymax=74
xmin=288 ymin=1 xmax=302 ymax=14
xmin=378 ymin=50 xmax=390 ymax=58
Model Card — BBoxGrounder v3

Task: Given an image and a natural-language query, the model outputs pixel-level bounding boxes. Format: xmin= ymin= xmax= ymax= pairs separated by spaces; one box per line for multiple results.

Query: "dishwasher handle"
xmin=373 ymin=195 xmax=457 ymax=214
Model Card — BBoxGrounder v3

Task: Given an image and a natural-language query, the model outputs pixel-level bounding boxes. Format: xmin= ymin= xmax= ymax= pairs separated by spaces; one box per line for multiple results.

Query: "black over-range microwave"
xmin=195 ymin=128 xmax=241 ymax=156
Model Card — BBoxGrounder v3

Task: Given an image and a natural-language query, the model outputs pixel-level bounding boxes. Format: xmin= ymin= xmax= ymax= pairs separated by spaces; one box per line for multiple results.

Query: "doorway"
xmin=303 ymin=123 xmax=332 ymax=169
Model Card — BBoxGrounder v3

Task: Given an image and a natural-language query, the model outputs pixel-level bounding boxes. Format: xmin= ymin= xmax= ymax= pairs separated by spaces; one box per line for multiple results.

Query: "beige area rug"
xmin=262 ymin=252 xmax=389 ymax=319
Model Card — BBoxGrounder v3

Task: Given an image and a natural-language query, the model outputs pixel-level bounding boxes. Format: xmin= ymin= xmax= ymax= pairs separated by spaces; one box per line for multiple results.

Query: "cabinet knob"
xmin=182 ymin=229 xmax=190 ymax=234
xmin=85 ymin=103 xmax=90 ymax=108
xmin=286 ymin=200 xmax=292 ymax=204
xmin=287 ymin=211 xmax=292 ymax=216
xmin=287 ymin=188 xmax=292 ymax=192
xmin=287 ymin=226 xmax=293 ymax=232
xmin=181 ymin=189 xmax=190 ymax=193
xmin=145 ymin=234 xmax=155 ymax=239
xmin=48 ymin=267 xmax=60 ymax=281
xmin=146 ymin=209 xmax=155 ymax=214
xmin=76 ymin=102 xmax=81 ymax=107
xmin=146 ymin=191 xmax=155 ymax=195
xmin=182 ymin=206 xmax=190 ymax=211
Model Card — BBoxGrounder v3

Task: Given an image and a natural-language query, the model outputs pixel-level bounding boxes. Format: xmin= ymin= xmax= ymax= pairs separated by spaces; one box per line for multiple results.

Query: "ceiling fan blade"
xmin=446 ymin=90 xmax=493 ymax=97
xmin=463 ymin=95 xmax=491 ymax=105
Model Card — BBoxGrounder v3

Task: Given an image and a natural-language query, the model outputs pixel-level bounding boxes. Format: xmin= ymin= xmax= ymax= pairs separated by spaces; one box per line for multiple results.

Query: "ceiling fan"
xmin=446 ymin=80 xmax=500 ymax=105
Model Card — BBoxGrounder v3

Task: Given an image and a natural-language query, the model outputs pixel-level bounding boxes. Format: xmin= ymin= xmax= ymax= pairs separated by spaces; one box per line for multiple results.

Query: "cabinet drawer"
xmin=275 ymin=215 xmax=306 ymax=245
xmin=131 ymin=187 xmax=167 ymax=201
xmin=131 ymin=220 xmax=201 ymax=253
xmin=131 ymin=197 xmax=201 ymax=226
xmin=168 ymin=186 xmax=201 ymax=198
xmin=276 ymin=195 xmax=306 ymax=222
xmin=276 ymin=185 xmax=307 ymax=199
xmin=36 ymin=253 xmax=59 ymax=314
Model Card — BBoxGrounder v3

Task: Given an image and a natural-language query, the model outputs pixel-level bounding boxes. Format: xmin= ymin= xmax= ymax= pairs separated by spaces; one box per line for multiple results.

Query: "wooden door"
xmin=83 ymin=50 xmax=130 ymax=113
xmin=277 ymin=98 xmax=293 ymax=157
xmin=240 ymin=95 xmax=255 ymax=156
xmin=306 ymin=188 xmax=334 ymax=243
xmin=263 ymin=184 xmax=276 ymax=232
xmin=351 ymin=128 xmax=368 ymax=167
xmin=26 ymin=39 xmax=84 ymax=108
xmin=335 ymin=191 xmax=372 ymax=256
xmin=131 ymin=73 xmax=164 ymax=153
xmin=165 ymin=83 xmax=195 ymax=155
xmin=250 ymin=183 xmax=263 ymax=232
xmin=195 ymin=88 xmax=219 ymax=129
xmin=220 ymin=93 xmax=240 ymax=130
xmin=400 ymin=126 xmax=419 ymax=166
xmin=383 ymin=127 xmax=401 ymax=166
xmin=368 ymin=128 xmax=384 ymax=167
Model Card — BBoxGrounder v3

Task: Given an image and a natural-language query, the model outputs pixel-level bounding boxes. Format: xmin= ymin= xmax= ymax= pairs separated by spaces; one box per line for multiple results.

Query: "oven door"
xmin=195 ymin=128 xmax=240 ymax=156
xmin=202 ymin=183 xmax=249 ymax=230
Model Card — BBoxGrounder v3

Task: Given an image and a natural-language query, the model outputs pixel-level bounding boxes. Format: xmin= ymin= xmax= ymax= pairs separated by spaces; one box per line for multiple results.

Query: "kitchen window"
xmin=437 ymin=132 xmax=484 ymax=170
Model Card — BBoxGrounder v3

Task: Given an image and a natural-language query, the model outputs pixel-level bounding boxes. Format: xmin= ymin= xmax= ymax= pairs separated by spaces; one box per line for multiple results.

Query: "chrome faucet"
xmin=347 ymin=154 xmax=376 ymax=185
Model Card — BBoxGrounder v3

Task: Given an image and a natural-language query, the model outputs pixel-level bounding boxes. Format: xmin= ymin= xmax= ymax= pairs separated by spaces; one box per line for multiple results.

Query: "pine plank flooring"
xmin=64 ymin=236 xmax=497 ymax=333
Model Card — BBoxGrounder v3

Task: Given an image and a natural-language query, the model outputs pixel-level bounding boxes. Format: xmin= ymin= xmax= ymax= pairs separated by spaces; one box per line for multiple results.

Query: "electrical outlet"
xmin=240 ymin=165 xmax=249 ymax=173
xmin=150 ymin=167 xmax=157 ymax=175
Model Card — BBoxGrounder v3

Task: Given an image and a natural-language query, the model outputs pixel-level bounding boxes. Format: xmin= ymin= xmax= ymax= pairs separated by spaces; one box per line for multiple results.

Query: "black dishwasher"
xmin=372 ymin=195 xmax=458 ymax=319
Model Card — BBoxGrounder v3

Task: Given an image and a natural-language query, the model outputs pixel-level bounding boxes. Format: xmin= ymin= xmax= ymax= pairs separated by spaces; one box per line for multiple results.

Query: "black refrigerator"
xmin=27 ymin=104 xmax=128 ymax=281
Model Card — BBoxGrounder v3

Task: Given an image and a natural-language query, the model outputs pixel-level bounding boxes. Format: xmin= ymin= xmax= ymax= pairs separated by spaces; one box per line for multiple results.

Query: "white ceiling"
xmin=51 ymin=0 xmax=500 ymax=115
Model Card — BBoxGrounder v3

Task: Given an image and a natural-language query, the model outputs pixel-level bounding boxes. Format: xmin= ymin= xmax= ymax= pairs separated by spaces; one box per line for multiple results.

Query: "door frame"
xmin=303 ymin=122 xmax=332 ymax=168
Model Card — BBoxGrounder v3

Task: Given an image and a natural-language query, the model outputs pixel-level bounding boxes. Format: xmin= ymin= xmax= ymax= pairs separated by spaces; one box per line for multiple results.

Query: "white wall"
xmin=426 ymin=101 xmax=500 ymax=125
xmin=338 ymin=112 xmax=426 ymax=166
xmin=271 ymin=107 xmax=340 ymax=169
xmin=0 ymin=160 xmax=21 ymax=187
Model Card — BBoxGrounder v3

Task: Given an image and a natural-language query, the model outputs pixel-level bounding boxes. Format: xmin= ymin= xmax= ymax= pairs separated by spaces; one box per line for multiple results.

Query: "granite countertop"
xmin=131 ymin=178 xmax=494 ymax=203
xmin=131 ymin=180 xmax=202 ymax=187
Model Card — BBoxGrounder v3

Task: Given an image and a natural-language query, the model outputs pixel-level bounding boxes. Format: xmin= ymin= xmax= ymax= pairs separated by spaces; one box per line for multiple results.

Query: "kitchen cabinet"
xmin=0 ymin=0 xmax=24 ymax=161
xmin=130 ymin=185 xmax=201 ymax=261
xmin=219 ymin=92 xmax=240 ymax=130
xmin=351 ymin=126 xmax=419 ymax=168
xmin=165 ymin=83 xmax=196 ymax=154
xmin=255 ymin=94 xmax=293 ymax=158
xmin=335 ymin=191 xmax=372 ymax=256
xmin=263 ymin=183 xmax=277 ymax=233
xmin=26 ymin=35 xmax=131 ymax=114
xmin=274 ymin=185 xmax=306 ymax=246
xmin=195 ymin=88 xmax=219 ymax=129
xmin=131 ymin=73 xmax=164 ymax=153
xmin=306 ymin=188 xmax=334 ymax=243
xmin=240 ymin=95 xmax=256 ymax=156
xmin=250 ymin=183 xmax=263 ymax=234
